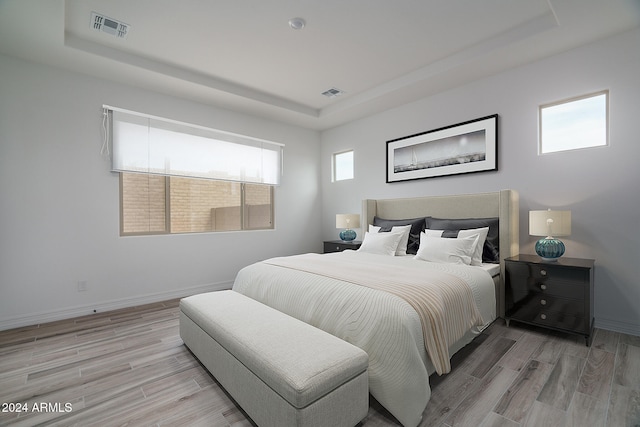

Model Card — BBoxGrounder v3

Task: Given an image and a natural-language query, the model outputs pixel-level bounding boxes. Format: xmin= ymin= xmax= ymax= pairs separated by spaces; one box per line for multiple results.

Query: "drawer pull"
xmin=336 ymin=246 xmax=340 ymax=250
xmin=540 ymin=314 xmax=547 ymax=320
xmin=540 ymin=299 xmax=547 ymax=305
xmin=540 ymin=284 xmax=547 ymax=290
xmin=540 ymin=269 xmax=547 ymax=276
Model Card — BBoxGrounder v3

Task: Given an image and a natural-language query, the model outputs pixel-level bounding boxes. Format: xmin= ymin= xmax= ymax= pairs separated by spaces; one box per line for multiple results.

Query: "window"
xmin=333 ymin=150 xmax=354 ymax=181
xmin=539 ymin=91 xmax=608 ymax=154
xmin=120 ymin=173 xmax=168 ymax=234
xmin=107 ymin=106 xmax=280 ymax=235
xmin=120 ymin=174 xmax=273 ymax=235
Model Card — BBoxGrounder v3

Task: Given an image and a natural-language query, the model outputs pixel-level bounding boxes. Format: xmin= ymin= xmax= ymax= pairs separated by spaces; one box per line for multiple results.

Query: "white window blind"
xmin=107 ymin=106 xmax=283 ymax=185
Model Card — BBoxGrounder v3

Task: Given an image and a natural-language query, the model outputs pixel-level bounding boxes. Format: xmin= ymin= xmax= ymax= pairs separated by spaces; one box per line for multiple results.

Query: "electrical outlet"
xmin=77 ymin=281 xmax=87 ymax=292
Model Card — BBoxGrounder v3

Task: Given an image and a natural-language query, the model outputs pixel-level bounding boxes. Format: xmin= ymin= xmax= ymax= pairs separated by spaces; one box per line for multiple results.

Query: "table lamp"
xmin=336 ymin=214 xmax=360 ymax=241
xmin=529 ymin=209 xmax=571 ymax=261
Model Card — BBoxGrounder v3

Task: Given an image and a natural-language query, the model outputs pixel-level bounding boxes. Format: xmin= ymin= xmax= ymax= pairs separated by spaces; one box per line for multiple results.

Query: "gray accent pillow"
xmin=373 ymin=216 xmax=428 ymax=255
xmin=425 ymin=217 xmax=500 ymax=263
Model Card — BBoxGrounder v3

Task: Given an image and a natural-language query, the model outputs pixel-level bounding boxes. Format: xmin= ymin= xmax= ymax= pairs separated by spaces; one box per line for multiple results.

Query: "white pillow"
xmin=358 ymin=231 xmax=404 ymax=256
xmin=458 ymin=227 xmax=489 ymax=266
xmin=424 ymin=227 xmax=489 ymax=266
xmin=368 ymin=224 xmax=411 ymax=256
xmin=414 ymin=233 xmax=478 ymax=265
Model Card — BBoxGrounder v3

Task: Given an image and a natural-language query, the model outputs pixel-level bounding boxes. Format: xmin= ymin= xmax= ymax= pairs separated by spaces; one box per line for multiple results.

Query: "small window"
xmin=539 ymin=91 xmax=608 ymax=154
xmin=333 ymin=150 xmax=354 ymax=181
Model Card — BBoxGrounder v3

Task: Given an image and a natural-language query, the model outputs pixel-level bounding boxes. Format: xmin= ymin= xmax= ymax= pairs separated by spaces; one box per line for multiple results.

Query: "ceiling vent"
xmin=321 ymin=87 xmax=345 ymax=98
xmin=91 ymin=12 xmax=130 ymax=39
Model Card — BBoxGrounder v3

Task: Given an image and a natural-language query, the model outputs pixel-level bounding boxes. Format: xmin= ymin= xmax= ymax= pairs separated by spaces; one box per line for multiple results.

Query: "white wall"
xmin=321 ymin=28 xmax=640 ymax=335
xmin=0 ymin=54 xmax=322 ymax=329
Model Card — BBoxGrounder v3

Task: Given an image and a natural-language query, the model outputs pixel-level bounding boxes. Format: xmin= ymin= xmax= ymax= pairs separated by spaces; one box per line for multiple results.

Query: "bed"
xmin=232 ymin=190 xmax=519 ymax=427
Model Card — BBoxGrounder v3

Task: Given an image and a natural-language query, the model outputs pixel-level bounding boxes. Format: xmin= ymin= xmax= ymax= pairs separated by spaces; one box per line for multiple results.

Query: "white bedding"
xmin=480 ymin=262 xmax=501 ymax=277
xmin=232 ymin=251 xmax=495 ymax=427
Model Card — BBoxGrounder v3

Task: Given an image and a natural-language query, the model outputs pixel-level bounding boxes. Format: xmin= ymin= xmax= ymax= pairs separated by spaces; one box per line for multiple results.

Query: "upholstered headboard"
xmin=362 ymin=189 xmax=519 ymax=318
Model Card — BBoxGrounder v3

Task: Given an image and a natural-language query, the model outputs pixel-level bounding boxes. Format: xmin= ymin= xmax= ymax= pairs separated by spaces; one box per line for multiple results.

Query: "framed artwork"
xmin=386 ymin=114 xmax=498 ymax=183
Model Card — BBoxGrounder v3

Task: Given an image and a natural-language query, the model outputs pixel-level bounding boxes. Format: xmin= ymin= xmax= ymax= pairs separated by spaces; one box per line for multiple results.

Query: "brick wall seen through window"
xmin=120 ymin=173 xmax=273 ymax=235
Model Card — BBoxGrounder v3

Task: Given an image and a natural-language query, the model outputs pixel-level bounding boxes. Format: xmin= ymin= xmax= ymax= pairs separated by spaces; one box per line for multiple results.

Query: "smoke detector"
xmin=288 ymin=17 xmax=306 ymax=30
xmin=321 ymin=87 xmax=345 ymax=98
xmin=91 ymin=12 xmax=130 ymax=39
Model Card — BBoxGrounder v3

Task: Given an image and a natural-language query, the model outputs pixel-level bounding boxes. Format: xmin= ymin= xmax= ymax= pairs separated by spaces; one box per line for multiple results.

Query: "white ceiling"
xmin=1 ymin=0 xmax=639 ymax=130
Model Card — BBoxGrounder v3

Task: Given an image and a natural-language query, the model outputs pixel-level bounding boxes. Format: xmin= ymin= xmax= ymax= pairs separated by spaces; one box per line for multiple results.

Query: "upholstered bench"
xmin=179 ymin=290 xmax=369 ymax=427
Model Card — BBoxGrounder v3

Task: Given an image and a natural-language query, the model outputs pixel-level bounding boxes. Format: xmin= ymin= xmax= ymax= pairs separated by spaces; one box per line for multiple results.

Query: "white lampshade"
xmin=529 ymin=210 xmax=571 ymax=237
xmin=336 ymin=214 xmax=360 ymax=229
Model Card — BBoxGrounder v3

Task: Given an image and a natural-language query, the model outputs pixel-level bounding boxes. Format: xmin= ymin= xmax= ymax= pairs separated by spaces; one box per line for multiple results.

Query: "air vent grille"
xmin=321 ymin=87 xmax=345 ymax=98
xmin=91 ymin=12 xmax=130 ymax=39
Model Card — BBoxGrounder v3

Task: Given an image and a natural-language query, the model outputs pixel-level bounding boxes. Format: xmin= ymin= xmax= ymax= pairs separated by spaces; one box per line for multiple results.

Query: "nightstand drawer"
xmin=323 ymin=240 xmax=362 ymax=253
xmin=510 ymin=293 xmax=584 ymax=316
xmin=532 ymin=280 xmax=586 ymax=300
xmin=526 ymin=310 xmax=585 ymax=333
xmin=528 ymin=264 xmax=590 ymax=285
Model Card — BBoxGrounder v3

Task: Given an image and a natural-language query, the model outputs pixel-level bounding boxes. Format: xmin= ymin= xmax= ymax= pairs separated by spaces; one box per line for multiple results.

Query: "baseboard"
xmin=9 ymin=288 xmax=637 ymax=337
xmin=595 ymin=317 xmax=640 ymax=337
xmin=0 ymin=281 xmax=233 ymax=332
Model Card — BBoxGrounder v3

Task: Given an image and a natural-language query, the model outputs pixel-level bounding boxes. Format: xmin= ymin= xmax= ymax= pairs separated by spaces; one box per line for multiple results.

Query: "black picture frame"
xmin=386 ymin=114 xmax=498 ymax=183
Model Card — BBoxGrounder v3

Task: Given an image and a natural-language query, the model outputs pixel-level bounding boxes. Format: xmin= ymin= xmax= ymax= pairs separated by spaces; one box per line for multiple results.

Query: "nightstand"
xmin=504 ymin=254 xmax=595 ymax=346
xmin=323 ymin=240 xmax=362 ymax=253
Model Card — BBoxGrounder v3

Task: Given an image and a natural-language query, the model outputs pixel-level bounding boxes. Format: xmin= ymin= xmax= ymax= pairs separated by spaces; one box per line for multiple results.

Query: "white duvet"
xmin=232 ymin=251 xmax=495 ymax=427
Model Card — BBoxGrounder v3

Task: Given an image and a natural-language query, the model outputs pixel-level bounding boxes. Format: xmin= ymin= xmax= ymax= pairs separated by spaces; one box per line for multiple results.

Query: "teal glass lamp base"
xmin=535 ymin=237 xmax=565 ymax=261
xmin=339 ymin=229 xmax=357 ymax=242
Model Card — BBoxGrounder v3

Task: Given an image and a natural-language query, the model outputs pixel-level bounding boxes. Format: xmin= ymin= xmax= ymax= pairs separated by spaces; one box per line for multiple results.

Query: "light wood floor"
xmin=1 ymin=300 xmax=638 ymax=427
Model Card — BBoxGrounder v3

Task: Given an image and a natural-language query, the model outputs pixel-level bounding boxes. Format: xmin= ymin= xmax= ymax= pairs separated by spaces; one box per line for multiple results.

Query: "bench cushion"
xmin=180 ymin=290 xmax=369 ymax=409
